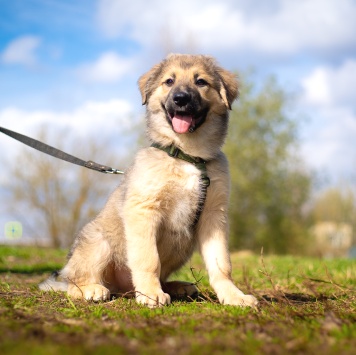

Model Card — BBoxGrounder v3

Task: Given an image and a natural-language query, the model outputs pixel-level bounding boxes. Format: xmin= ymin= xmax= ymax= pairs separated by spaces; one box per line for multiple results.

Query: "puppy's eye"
xmin=165 ymin=78 xmax=174 ymax=86
xmin=196 ymin=78 xmax=208 ymax=87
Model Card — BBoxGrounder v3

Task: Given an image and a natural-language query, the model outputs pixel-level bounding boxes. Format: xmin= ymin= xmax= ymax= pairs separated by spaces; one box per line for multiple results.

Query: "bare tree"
xmin=2 ymin=126 xmax=131 ymax=247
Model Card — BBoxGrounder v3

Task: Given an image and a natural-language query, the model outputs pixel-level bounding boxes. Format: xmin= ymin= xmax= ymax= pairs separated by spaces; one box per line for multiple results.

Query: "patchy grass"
xmin=0 ymin=245 xmax=355 ymax=354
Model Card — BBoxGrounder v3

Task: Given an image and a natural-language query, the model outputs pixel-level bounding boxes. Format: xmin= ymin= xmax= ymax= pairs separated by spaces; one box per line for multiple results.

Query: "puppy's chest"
xmin=164 ymin=164 xmax=202 ymax=230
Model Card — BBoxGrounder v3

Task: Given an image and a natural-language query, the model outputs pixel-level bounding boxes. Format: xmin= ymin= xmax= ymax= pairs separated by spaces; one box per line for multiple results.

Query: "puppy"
xmin=40 ymin=54 xmax=258 ymax=308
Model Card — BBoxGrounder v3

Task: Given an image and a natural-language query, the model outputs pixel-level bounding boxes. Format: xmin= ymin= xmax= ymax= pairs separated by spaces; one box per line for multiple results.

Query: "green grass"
xmin=0 ymin=245 xmax=355 ymax=354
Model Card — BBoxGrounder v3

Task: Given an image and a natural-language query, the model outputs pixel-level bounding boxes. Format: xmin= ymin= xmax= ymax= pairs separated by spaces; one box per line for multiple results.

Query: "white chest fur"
xmin=182 ymin=164 xmax=201 ymax=191
xmin=167 ymin=163 xmax=201 ymax=234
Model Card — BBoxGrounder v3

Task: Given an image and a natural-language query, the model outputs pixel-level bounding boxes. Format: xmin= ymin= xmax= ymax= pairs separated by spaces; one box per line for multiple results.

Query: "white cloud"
xmin=96 ymin=0 xmax=356 ymax=55
xmin=0 ymin=99 xmax=133 ymax=141
xmin=250 ymin=0 xmax=356 ymax=54
xmin=300 ymin=59 xmax=356 ymax=181
xmin=302 ymin=59 xmax=356 ymax=108
xmin=76 ymin=52 xmax=133 ymax=83
xmin=301 ymin=67 xmax=332 ymax=107
xmin=301 ymin=107 xmax=356 ymax=178
xmin=1 ymin=35 xmax=41 ymax=66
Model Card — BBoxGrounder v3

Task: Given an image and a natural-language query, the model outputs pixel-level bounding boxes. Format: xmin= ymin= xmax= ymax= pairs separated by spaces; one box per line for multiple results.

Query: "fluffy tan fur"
xmin=40 ymin=54 xmax=258 ymax=308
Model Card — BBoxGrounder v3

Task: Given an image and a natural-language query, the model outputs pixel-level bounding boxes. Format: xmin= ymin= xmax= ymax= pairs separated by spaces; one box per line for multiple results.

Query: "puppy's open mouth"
xmin=171 ymin=113 xmax=193 ymax=134
xmin=164 ymin=107 xmax=208 ymax=134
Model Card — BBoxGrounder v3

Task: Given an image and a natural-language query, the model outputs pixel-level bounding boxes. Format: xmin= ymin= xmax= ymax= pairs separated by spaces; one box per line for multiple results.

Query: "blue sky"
xmin=1 ymin=0 xmax=356 ymax=185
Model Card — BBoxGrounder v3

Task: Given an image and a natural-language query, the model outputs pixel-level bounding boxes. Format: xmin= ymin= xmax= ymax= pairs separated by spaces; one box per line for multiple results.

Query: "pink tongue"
xmin=172 ymin=115 xmax=193 ymax=134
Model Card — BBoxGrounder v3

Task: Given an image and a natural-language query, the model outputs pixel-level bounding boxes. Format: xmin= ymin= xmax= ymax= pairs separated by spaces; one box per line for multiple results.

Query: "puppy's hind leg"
xmin=161 ymin=281 xmax=199 ymax=300
xmin=61 ymin=223 xmax=112 ymax=302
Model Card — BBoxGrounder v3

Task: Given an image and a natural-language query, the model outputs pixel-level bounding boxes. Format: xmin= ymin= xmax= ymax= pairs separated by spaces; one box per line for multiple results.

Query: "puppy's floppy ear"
xmin=218 ymin=69 xmax=239 ymax=110
xmin=138 ymin=63 xmax=163 ymax=105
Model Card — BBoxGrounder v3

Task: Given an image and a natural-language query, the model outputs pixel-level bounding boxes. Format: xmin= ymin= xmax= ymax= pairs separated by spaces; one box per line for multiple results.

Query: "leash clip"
xmin=105 ymin=168 xmax=125 ymax=175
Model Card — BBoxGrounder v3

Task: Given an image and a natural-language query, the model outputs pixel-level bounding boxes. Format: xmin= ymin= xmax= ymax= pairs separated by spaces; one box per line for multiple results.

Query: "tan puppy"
xmin=40 ymin=54 xmax=258 ymax=308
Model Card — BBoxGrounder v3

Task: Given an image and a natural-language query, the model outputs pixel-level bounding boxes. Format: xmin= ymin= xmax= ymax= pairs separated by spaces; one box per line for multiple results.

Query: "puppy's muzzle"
xmin=173 ymin=91 xmax=192 ymax=108
xmin=164 ymin=87 xmax=207 ymax=133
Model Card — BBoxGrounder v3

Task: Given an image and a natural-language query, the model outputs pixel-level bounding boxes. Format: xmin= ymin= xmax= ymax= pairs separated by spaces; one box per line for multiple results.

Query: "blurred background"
xmin=0 ymin=0 xmax=355 ymax=257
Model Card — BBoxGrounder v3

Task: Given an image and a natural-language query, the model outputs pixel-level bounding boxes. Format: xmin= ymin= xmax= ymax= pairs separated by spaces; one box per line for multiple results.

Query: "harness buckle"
xmin=168 ymin=145 xmax=180 ymax=158
xmin=201 ymin=176 xmax=210 ymax=187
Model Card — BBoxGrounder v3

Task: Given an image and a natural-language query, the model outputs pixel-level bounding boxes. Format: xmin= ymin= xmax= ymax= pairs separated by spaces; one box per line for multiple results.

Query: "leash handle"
xmin=0 ymin=126 xmax=124 ymax=175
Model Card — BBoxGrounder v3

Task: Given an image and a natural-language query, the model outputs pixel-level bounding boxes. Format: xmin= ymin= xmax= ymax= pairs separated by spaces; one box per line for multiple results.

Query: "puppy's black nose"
xmin=173 ymin=91 xmax=191 ymax=107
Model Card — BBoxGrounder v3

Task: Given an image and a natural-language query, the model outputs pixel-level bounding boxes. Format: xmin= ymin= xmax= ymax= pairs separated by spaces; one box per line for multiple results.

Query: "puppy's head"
xmin=138 ymin=54 xmax=238 ymax=158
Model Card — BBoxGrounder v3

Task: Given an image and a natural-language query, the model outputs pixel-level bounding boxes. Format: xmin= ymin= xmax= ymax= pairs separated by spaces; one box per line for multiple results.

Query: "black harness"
xmin=151 ymin=142 xmax=210 ymax=225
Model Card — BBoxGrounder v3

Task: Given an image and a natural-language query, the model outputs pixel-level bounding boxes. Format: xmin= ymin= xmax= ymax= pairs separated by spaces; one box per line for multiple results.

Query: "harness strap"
xmin=151 ymin=142 xmax=210 ymax=225
xmin=0 ymin=126 xmax=124 ymax=174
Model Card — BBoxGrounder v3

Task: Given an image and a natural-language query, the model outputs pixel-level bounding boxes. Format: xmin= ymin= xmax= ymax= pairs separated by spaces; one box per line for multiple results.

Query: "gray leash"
xmin=0 ymin=126 xmax=124 ymax=175
xmin=0 ymin=126 xmax=209 ymax=225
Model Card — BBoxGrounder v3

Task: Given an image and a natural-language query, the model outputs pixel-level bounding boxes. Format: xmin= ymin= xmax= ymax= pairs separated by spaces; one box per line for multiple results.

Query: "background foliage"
xmin=224 ymin=74 xmax=312 ymax=254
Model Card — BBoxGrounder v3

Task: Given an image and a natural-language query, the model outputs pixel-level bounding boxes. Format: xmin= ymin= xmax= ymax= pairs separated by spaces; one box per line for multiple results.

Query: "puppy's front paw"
xmin=221 ymin=293 xmax=258 ymax=308
xmin=216 ymin=282 xmax=258 ymax=308
xmin=136 ymin=290 xmax=171 ymax=308
xmin=68 ymin=284 xmax=110 ymax=301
